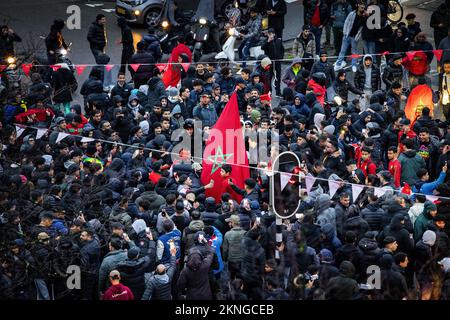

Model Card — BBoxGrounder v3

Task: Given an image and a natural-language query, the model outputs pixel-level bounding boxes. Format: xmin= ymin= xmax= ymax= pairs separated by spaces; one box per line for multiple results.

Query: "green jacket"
xmin=398 ymin=150 xmax=426 ymax=186
xmin=414 ymin=213 xmax=431 ymax=242
xmin=223 ymin=227 xmax=246 ymax=263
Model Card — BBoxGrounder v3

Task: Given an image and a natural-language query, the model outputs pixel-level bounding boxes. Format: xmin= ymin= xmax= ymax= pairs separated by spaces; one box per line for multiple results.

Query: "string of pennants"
xmin=303 ymin=174 xmax=440 ymax=204
xmin=0 ymin=49 xmax=447 ymax=78
xmin=13 ymin=122 xmax=448 ymax=204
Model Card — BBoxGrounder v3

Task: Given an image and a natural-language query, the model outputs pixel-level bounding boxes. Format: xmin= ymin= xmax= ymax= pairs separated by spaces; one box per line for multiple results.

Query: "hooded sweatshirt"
xmin=102 ymin=283 xmax=134 ymax=300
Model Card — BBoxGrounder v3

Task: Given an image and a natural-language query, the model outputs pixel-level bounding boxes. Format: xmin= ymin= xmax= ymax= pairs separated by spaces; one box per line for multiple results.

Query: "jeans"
xmin=310 ymin=25 xmax=323 ymax=55
xmin=336 ymin=36 xmax=358 ymax=67
xmin=238 ymin=37 xmax=257 ymax=66
xmin=90 ymin=46 xmax=104 ymax=63
xmin=363 ymin=40 xmax=376 ymax=57
xmin=35 ymin=279 xmax=51 ymax=300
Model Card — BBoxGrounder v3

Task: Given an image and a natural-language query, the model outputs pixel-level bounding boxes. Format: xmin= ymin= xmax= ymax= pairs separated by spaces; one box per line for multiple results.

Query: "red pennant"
xmin=156 ymin=63 xmax=167 ymax=72
xmin=181 ymin=63 xmax=190 ymax=73
xmin=350 ymin=54 xmax=362 ymax=59
xmin=433 ymin=49 xmax=443 ymax=62
xmin=75 ymin=65 xmax=87 ymax=76
xmin=0 ymin=65 xmax=6 ymax=72
xmin=405 ymin=51 xmax=416 ymax=61
xmin=401 ymin=182 xmax=411 ymax=195
xmin=130 ymin=64 xmax=141 ymax=72
xmin=105 ymin=64 xmax=114 ymax=72
xmin=382 ymin=51 xmax=390 ymax=56
xmin=260 ymin=92 xmax=272 ymax=102
xmin=21 ymin=63 xmax=32 ymax=77
xmin=51 ymin=65 xmax=61 ymax=72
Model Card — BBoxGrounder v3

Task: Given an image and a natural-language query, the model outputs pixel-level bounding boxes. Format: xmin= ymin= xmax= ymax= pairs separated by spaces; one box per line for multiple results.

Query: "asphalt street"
xmin=0 ymin=0 xmax=442 ymax=107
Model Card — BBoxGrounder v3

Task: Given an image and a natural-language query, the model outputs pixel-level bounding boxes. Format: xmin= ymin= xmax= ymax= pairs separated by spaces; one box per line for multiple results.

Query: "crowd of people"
xmin=1 ymin=0 xmax=450 ymax=300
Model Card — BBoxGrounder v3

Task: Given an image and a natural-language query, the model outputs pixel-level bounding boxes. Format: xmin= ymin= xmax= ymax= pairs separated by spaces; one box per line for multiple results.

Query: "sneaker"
xmin=352 ymin=65 xmax=357 ymax=73
xmin=340 ymin=61 xmax=347 ymax=69
xmin=333 ymin=62 xmax=341 ymax=71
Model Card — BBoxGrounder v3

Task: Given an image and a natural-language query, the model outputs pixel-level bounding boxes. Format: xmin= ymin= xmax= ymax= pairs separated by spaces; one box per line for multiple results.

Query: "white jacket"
xmin=408 ymin=203 xmax=424 ymax=225
xmin=343 ymin=11 xmax=363 ymax=41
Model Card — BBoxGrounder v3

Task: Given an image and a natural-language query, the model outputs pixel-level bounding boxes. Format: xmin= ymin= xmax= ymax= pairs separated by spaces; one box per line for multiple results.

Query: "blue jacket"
xmin=208 ymin=226 xmax=224 ymax=274
xmin=216 ymin=76 xmax=236 ymax=96
xmin=413 ymin=171 xmax=447 ymax=195
xmin=193 ymin=103 xmax=218 ymax=128
xmin=158 ymin=229 xmax=182 ymax=264
xmin=290 ymin=93 xmax=310 ymax=120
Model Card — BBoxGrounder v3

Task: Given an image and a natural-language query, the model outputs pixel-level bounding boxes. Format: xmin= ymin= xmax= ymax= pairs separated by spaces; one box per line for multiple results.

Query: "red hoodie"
xmin=102 ymin=283 xmax=134 ymax=300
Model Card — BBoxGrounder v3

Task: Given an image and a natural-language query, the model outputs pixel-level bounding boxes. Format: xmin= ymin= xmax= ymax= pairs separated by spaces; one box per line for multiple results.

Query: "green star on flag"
xmin=207 ymin=146 xmax=234 ymax=174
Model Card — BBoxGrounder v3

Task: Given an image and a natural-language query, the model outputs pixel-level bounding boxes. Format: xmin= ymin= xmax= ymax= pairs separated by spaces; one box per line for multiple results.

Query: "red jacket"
xmin=357 ymin=157 xmax=377 ymax=177
xmin=148 ymin=171 xmax=161 ymax=185
xmin=15 ymin=108 xmax=54 ymax=123
xmin=388 ymin=159 xmax=402 ymax=188
xmin=102 ymin=283 xmax=134 ymax=300
xmin=67 ymin=123 xmax=84 ymax=135
xmin=219 ymin=176 xmax=243 ymax=203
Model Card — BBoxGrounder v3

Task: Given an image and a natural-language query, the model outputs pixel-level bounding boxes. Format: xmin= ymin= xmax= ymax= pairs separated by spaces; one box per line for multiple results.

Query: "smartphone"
xmin=311 ymin=274 xmax=319 ymax=281
xmin=256 ymin=217 xmax=261 ymax=224
xmin=145 ymin=227 xmax=151 ymax=234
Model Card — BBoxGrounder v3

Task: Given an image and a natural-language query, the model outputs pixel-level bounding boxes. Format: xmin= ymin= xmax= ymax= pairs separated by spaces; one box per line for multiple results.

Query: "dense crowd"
xmin=0 ymin=0 xmax=450 ymax=300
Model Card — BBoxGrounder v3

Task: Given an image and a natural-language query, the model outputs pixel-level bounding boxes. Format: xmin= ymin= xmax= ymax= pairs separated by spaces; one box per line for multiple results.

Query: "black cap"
xmin=400 ymin=118 xmax=411 ymax=125
xmin=236 ymin=77 xmax=245 ymax=85
xmin=383 ymin=236 xmax=397 ymax=245
xmin=245 ymin=178 xmax=257 ymax=189
xmin=267 ymin=28 xmax=276 ymax=34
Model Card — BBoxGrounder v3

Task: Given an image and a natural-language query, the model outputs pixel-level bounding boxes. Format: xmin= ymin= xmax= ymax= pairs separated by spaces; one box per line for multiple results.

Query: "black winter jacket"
xmin=87 ymin=22 xmax=106 ymax=50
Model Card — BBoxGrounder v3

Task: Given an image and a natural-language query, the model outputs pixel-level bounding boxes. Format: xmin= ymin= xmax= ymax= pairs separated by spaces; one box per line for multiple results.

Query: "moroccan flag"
xmin=401 ymin=182 xmax=411 ymax=195
xmin=404 ymin=84 xmax=433 ymax=123
xmin=200 ymin=92 xmax=250 ymax=203
xmin=162 ymin=43 xmax=192 ymax=88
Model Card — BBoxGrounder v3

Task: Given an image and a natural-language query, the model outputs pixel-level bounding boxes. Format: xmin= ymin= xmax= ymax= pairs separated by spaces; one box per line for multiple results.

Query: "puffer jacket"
xmin=223 ymin=227 xmax=246 ymax=263
xmin=354 ymin=56 xmax=381 ymax=91
xmin=129 ymin=51 xmax=155 ymax=86
xmin=240 ymin=235 xmax=265 ymax=284
xmin=321 ymin=223 xmax=342 ymax=254
xmin=309 ymin=59 xmax=335 ymax=87
xmin=87 ymin=21 xmax=106 ymax=50
xmin=358 ymin=233 xmax=381 ymax=275
xmin=293 ymin=33 xmax=315 ymax=59
xmin=142 ymin=255 xmax=176 ymax=300
xmin=315 ymin=194 xmax=336 ymax=229
xmin=361 ymin=203 xmax=385 ymax=232
xmin=243 ymin=13 xmax=262 ymax=40
xmin=109 ymin=204 xmax=133 ymax=235
xmin=146 ymin=77 xmax=167 ymax=110
xmin=382 ymin=60 xmax=404 ymax=89
xmin=193 ymin=103 xmax=218 ymax=128
xmin=378 ymin=214 xmax=414 ymax=255
xmin=117 ymin=256 xmax=153 ymax=300
xmin=143 ymin=34 xmax=162 ymax=61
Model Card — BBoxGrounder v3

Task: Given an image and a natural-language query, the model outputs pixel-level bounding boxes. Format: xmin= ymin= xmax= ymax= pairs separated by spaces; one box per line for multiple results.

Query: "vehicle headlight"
xmin=161 ymin=20 xmax=169 ymax=28
xmin=134 ymin=10 xmax=141 ymax=16
xmin=6 ymin=57 xmax=15 ymax=64
xmin=228 ymin=28 xmax=235 ymax=36
xmin=199 ymin=18 xmax=207 ymax=25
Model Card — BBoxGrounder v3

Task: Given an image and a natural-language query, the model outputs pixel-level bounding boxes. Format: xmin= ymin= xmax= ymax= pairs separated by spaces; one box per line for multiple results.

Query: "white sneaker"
xmin=352 ymin=65 xmax=357 ymax=73
xmin=340 ymin=61 xmax=347 ymax=69
xmin=334 ymin=62 xmax=341 ymax=71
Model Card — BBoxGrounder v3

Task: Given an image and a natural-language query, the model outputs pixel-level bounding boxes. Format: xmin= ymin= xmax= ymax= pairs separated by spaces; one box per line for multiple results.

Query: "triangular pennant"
xmin=405 ymin=51 xmax=416 ymax=61
xmin=351 ymin=184 xmax=365 ymax=203
xmin=15 ymin=125 xmax=25 ymax=138
xmin=382 ymin=51 xmax=390 ymax=56
xmin=425 ymin=195 xmax=439 ymax=203
xmin=374 ymin=187 xmax=386 ymax=198
xmin=80 ymin=137 xmax=95 ymax=143
xmin=156 ymin=63 xmax=166 ymax=72
xmin=36 ymin=128 xmax=48 ymax=140
xmin=56 ymin=132 xmax=70 ymax=144
xmin=328 ymin=180 xmax=340 ymax=199
xmin=433 ymin=49 xmax=443 ymax=62
xmin=181 ymin=63 xmax=190 ymax=72
xmin=51 ymin=65 xmax=61 ymax=72
xmin=130 ymin=64 xmax=140 ymax=72
xmin=76 ymin=65 xmax=87 ymax=76
xmin=280 ymin=172 xmax=292 ymax=191
xmin=305 ymin=175 xmax=316 ymax=194
xmin=350 ymin=53 xmax=362 ymax=59
xmin=21 ymin=63 xmax=32 ymax=77
xmin=105 ymin=64 xmax=114 ymax=72
xmin=0 ymin=65 xmax=6 ymax=72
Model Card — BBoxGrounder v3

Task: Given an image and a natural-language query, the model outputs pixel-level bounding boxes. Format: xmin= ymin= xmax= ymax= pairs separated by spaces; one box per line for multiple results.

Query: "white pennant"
xmin=328 ymin=180 xmax=341 ymax=199
xmin=81 ymin=137 xmax=95 ymax=143
xmin=374 ymin=187 xmax=386 ymax=198
xmin=36 ymin=128 xmax=47 ymax=140
xmin=56 ymin=132 xmax=70 ymax=144
xmin=280 ymin=172 xmax=292 ymax=191
xmin=305 ymin=175 xmax=316 ymax=194
xmin=352 ymin=184 xmax=365 ymax=203
xmin=425 ymin=195 xmax=439 ymax=203
xmin=15 ymin=125 xmax=25 ymax=138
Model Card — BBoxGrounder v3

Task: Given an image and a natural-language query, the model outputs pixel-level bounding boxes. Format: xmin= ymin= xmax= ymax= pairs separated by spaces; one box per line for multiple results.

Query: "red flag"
xmin=75 ymin=65 xmax=87 ymax=76
xmin=405 ymin=51 xmax=416 ymax=61
xmin=401 ymin=182 xmax=411 ymax=195
xmin=51 ymin=65 xmax=61 ymax=72
xmin=200 ymin=92 xmax=250 ymax=203
xmin=156 ymin=63 xmax=167 ymax=72
xmin=181 ymin=63 xmax=190 ymax=72
xmin=130 ymin=64 xmax=141 ymax=72
xmin=105 ymin=64 xmax=114 ymax=72
xmin=21 ymin=63 xmax=32 ymax=76
xmin=382 ymin=51 xmax=390 ymax=56
xmin=433 ymin=49 xmax=443 ymax=62
xmin=162 ymin=43 xmax=192 ymax=88
xmin=404 ymin=84 xmax=434 ymax=122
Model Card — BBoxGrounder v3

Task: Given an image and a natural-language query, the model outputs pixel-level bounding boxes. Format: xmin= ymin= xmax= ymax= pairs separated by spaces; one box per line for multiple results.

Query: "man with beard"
xmin=322 ymin=139 xmax=347 ymax=178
